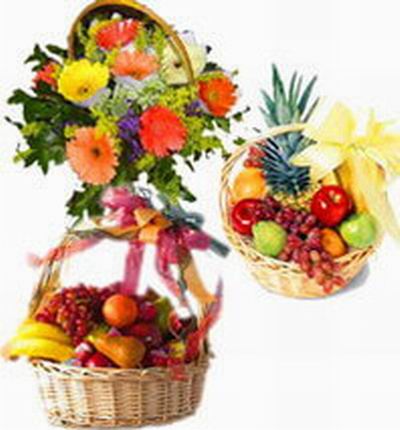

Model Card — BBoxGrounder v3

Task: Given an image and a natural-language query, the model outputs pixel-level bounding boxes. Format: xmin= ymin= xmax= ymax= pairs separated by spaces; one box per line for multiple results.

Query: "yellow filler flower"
xmin=58 ymin=59 xmax=110 ymax=103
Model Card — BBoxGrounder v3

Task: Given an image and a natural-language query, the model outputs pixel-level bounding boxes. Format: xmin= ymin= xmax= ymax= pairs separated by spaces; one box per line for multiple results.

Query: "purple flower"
xmin=118 ymin=110 xmax=144 ymax=162
xmin=186 ymin=100 xmax=204 ymax=117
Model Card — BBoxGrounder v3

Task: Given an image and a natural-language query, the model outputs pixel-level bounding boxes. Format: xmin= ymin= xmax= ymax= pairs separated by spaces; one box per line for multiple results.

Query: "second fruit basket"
xmin=220 ymin=124 xmax=377 ymax=299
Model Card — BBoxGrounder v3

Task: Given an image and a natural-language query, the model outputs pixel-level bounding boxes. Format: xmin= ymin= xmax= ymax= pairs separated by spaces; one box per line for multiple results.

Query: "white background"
xmin=1 ymin=1 xmax=400 ymax=429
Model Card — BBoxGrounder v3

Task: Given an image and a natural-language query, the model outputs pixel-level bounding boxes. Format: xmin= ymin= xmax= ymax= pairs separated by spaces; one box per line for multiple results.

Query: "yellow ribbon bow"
xmin=293 ymin=100 xmax=400 ymax=242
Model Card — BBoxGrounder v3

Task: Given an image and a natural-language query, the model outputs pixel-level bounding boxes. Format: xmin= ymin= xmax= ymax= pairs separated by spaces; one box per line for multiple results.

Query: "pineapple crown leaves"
xmin=261 ymin=64 xmax=319 ymax=128
xmin=260 ymin=138 xmax=311 ymax=196
xmin=260 ymin=65 xmax=319 ymax=158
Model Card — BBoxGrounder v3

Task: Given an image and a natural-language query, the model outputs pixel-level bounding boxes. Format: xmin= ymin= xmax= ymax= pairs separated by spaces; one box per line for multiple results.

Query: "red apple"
xmin=85 ymin=352 xmax=115 ymax=369
xmin=75 ymin=342 xmax=95 ymax=364
xmin=144 ymin=349 xmax=169 ymax=368
xmin=311 ymin=186 xmax=353 ymax=227
xmin=125 ymin=323 xmax=163 ymax=349
xmin=231 ymin=199 xmax=266 ymax=236
xmin=138 ymin=301 xmax=158 ymax=322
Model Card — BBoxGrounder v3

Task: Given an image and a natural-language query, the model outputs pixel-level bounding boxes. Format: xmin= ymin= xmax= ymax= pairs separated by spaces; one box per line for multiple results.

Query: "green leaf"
xmin=147 ymin=158 xmax=195 ymax=204
xmin=298 ymin=76 xmax=318 ymax=116
xmin=8 ymin=89 xmax=32 ymax=106
xmin=234 ymin=137 xmax=246 ymax=146
xmin=46 ymin=44 xmax=67 ymax=59
xmin=67 ymin=186 xmax=105 ymax=219
xmin=215 ymin=117 xmax=231 ymax=133
xmin=272 ymin=64 xmax=286 ymax=107
xmin=25 ymin=45 xmax=51 ymax=71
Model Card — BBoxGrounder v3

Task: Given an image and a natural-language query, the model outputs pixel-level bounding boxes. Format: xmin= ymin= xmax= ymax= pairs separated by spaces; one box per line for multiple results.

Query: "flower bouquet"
xmin=7 ymin=0 xmax=243 ymax=218
xmin=220 ymin=66 xmax=400 ymax=298
xmin=3 ymin=187 xmax=227 ymax=428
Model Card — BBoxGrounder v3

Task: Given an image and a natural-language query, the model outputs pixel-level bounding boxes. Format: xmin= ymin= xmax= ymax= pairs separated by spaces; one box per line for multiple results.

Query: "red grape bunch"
xmin=36 ymin=284 xmax=118 ymax=346
xmin=262 ymin=196 xmax=346 ymax=293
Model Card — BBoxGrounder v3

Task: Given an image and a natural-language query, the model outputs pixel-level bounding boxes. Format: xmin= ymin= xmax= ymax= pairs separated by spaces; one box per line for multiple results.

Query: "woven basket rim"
xmin=31 ymin=354 xmax=210 ymax=377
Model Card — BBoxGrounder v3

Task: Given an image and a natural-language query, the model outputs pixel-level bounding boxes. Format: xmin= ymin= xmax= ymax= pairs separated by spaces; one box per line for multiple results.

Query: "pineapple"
xmin=259 ymin=65 xmax=318 ymax=207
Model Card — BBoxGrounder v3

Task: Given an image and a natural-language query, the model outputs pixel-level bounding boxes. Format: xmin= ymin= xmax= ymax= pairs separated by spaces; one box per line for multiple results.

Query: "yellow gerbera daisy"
xmin=58 ymin=59 xmax=110 ymax=103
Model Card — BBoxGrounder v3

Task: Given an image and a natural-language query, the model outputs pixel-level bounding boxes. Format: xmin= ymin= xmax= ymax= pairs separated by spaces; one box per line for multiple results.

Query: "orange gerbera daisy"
xmin=112 ymin=51 xmax=159 ymax=80
xmin=67 ymin=128 xmax=118 ymax=185
xmin=139 ymin=106 xmax=187 ymax=157
xmin=96 ymin=19 xmax=141 ymax=51
xmin=199 ymin=76 xmax=237 ymax=117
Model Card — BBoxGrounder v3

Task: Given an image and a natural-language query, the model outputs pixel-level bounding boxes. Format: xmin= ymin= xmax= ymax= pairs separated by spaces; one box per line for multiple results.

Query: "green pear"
xmin=339 ymin=213 xmax=378 ymax=249
xmin=252 ymin=221 xmax=287 ymax=258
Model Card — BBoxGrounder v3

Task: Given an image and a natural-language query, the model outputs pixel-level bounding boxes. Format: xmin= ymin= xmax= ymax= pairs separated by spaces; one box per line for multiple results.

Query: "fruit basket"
xmin=220 ymin=125 xmax=377 ymax=298
xmin=4 ymin=187 xmax=226 ymax=428
xmin=220 ymin=67 xmax=400 ymax=299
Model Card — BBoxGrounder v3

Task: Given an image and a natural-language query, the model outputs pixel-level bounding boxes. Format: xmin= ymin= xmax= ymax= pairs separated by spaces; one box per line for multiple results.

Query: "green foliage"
xmin=8 ymin=87 xmax=94 ymax=173
xmin=67 ymin=185 xmax=104 ymax=218
xmin=134 ymin=80 xmax=168 ymax=110
xmin=147 ymin=158 xmax=195 ymax=204
xmin=158 ymin=85 xmax=197 ymax=115
xmin=152 ymin=26 xmax=168 ymax=58
xmin=25 ymin=44 xmax=66 ymax=71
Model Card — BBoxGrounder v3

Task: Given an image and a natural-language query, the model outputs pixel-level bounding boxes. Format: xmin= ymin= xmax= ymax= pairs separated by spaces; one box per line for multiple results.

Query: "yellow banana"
xmin=16 ymin=321 xmax=71 ymax=346
xmin=336 ymin=161 xmax=368 ymax=212
xmin=8 ymin=338 xmax=75 ymax=362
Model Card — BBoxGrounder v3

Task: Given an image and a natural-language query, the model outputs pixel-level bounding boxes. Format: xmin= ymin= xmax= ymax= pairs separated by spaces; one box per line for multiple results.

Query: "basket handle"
xmin=28 ymin=234 xmax=76 ymax=317
xmin=67 ymin=0 xmax=195 ymax=84
xmin=219 ymin=123 xmax=306 ymax=225
xmin=28 ymin=229 xmax=218 ymax=318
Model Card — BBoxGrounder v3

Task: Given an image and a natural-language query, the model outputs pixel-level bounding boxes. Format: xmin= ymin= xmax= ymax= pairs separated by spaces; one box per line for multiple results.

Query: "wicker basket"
xmin=220 ymin=124 xmax=377 ymax=299
xmin=31 ymin=358 xmax=209 ymax=428
xmin=27 ymin=227 xmax=212 ymax=428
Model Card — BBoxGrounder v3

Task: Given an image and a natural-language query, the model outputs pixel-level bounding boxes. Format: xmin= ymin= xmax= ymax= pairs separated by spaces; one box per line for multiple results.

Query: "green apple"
xmin=339 ymin=213 xmax=378 ymax=249
xmin=252 ymin=221 xmax=287 ymax=258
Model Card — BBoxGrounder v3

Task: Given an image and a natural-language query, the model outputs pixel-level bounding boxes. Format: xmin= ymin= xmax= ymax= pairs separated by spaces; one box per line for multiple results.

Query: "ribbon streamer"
xmin=29 ymin=187 xmax=228 ymax=307
xmin=293 ymin=100 xmax=400 ymax=242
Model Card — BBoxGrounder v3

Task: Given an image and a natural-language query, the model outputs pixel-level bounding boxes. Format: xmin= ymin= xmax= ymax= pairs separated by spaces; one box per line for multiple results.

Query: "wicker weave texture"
xmin=32 ymin=357 xmax=209 ymax=428
xmin=220 ymin=125 xmax=377 ymax=299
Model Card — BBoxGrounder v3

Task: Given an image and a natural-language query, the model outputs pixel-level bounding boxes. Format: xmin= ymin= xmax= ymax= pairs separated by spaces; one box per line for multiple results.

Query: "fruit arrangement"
xmin=7 ymin=285 xmax=206 ymax=370
xmin=4 ymin=187 xmax=224 ymax=370
xmin=230 ymin=189 xmax=378 ymax=294
xmin=221 ymin=65 xmax=400 ymax=297
xmin=6 ymin=1 xmax=245 ymax=218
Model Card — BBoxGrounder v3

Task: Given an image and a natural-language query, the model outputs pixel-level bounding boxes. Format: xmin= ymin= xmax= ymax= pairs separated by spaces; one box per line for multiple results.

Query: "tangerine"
xmin=321 ymin=228 xmax=348 ymax=258
xmin=232 ymin=168 xmax=267 ymax=203
xmin=102 ymin=294 xmax=139 ymax=328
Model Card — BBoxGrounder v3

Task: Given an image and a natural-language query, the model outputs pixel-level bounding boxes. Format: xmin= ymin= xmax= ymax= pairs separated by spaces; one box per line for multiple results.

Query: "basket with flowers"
xmin=7 ymin=0 xmax=244 ymax=219
xmin=220 ymin=66 xmax=400 ymax=298
xmin=3 ymin=187 xmax=228 ymax=428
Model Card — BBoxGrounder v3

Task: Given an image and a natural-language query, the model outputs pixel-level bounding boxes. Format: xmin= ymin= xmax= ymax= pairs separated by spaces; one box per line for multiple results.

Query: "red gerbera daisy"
xmin=96 ymin=19 xmax=141 ymax=51
xmin=199 ymin=76 xmax=237 ymax=117
xmin=139 ymin=106 xmax=188 ymax=158
xmin=33 ymin=62 xmax=58 ymax=89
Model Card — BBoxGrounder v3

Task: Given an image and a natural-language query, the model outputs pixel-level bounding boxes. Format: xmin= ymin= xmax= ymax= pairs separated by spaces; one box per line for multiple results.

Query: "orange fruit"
xmin=102 ymin=294 xmax=139 ymax=329
xmin=321 ymin=228 xmax=348 ymax=258
xmin=232 ymin=168 xmax=267 ymax=203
